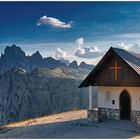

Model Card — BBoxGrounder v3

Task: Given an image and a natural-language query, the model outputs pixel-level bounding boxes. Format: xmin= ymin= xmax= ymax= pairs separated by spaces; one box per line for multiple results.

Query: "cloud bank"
xmin=55 ymin=48 xmax=70 ymax=65
xmin=75 ymin=37 xmax=84 ymax=47
xmin=116 ymin=42 xmax=140 ymax=51
xmin=37 ymin=15 xmax=72 ymax=28
xmin=55 ymin=48 xmax=67 ymax=60
xmin=74 ymin=37 xmax=104 ymax=58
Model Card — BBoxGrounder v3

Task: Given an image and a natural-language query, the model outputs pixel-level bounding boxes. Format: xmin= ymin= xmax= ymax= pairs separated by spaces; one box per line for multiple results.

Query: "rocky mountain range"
xmin=0 ymin=44 xmax=94 ymax=75
xmin=0 ymin=67 xmax=90 ymax=125
xmin=0 ymin=44 xmax=95 ymax=125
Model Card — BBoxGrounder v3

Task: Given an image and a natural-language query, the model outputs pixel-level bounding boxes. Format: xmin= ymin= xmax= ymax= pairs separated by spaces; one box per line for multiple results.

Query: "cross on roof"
xmin=109 ymin=61 xmax=122 ymax=81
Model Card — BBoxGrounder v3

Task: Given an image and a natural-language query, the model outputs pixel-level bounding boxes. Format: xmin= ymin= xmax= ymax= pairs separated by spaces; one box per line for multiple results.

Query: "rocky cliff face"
xmin=0 ymin=45 xmax=31 ymax=74
xmin=0 ymin=67 xmax=89 ymax=125
xmin=0 ymin=45 xmax=95 ymax=125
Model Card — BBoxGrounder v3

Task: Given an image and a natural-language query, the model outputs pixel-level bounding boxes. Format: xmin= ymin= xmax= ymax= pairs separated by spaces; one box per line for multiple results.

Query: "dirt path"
xmin=1 ymin=110 xmax=140 ymax=138
xmin=3 ymin=109 xmax=87 ymax=128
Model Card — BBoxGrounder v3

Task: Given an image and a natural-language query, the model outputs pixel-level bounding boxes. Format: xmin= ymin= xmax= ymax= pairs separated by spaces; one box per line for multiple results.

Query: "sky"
xmin=0 ymin=1 xmax=140 ymax=64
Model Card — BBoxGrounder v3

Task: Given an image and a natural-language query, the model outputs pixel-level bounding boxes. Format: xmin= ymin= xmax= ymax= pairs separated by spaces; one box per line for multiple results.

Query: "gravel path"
xmin=0 ymin=110 xmax=140 ymax=138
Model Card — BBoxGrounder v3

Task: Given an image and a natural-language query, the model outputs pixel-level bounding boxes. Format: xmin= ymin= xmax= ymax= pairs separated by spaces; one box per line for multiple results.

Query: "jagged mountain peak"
xmin=4 ymin=44 xmax=26 ymax=57
xmin=32 ymin=50 xmax=41 ymax=56
xmin=69 ymin=61 xmax=79 ymax=69
xmin=79 ymin=61 xmax=94 ymax=70
xmin=68 ymin=61 xmax=94 ymax=70
xmin=31 ymin=50 xmax=43 ymax=59
xmin=79 ymin=61 xmax=86 ymax=65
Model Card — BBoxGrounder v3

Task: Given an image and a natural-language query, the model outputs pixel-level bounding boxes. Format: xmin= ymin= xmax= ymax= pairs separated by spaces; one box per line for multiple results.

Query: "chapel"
xmin=79 ymin=47 xmax=140 ymax=123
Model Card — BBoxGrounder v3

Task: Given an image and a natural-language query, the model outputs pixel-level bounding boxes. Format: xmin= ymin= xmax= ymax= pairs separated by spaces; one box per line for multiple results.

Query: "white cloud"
xmin=74 ymin=46 xmax=103 ymax=58
xmin=75 ymin=37 xmax=84 ymax=47
xmin=55 ymin=48 xmax=67 ymax=60
xmin=116 ymin=42 xmax=140 ymax=51
xmin=55 ymin=48 xmax=70 ymax=65
xmin=37 ymin=15 xmax=72 ymax=28
xmin=117 ymin=42 xmax=131 ymax=50
xmin=74 ymin=38 xmax=104 ymax=58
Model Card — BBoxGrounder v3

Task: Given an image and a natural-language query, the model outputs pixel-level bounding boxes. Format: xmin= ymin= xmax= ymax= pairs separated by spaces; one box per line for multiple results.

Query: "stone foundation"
xmin=88 ymin=108 xmax=140 ymax=123
xmin=99 ymin=108 xmax=120 ymax=120
xmin=131 ymin=110 xmax=140 ymax=125
xmin=88 ymin=108 xmax=120 ymax=122
xmin=87 ymin=109 xmax=101 ymax=123
xmin=87 ymin=108 xmax=119 ymax=123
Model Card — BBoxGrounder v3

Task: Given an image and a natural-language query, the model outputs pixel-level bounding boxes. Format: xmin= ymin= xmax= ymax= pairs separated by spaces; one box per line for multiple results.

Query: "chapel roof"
xmin=79 ymin=47 xmax=140 ymax=88
xmin=113 ymin=48 xmax=140 ymax=76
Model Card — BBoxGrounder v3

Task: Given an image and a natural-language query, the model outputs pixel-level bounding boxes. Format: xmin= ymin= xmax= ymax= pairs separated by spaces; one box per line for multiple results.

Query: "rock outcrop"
xmin=69 ymin=61 xmax=79 ymax=69
xmin=0 ymin=45 xmax=95 ymax=125
xmin=0 ymin=67 xmax=89 ymax=125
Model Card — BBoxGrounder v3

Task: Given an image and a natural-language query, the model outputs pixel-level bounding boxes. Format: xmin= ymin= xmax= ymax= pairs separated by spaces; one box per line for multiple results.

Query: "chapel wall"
xmin=98 ymin=86 xmax=140 ymax=111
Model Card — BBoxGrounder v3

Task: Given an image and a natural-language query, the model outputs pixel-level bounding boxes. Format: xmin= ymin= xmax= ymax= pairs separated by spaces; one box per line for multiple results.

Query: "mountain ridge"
xmin=0 ymin=44 xmax=94 ymax=75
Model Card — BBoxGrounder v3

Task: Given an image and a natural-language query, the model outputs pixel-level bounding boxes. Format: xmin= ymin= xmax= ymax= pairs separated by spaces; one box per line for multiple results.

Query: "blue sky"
xmin=0 ymin=2 xmax=140 ymax=64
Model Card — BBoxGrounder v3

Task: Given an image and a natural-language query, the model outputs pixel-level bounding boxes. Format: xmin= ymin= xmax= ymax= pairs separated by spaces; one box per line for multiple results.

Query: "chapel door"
xmin=119 ymin=91 xmax=131 ymax=120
